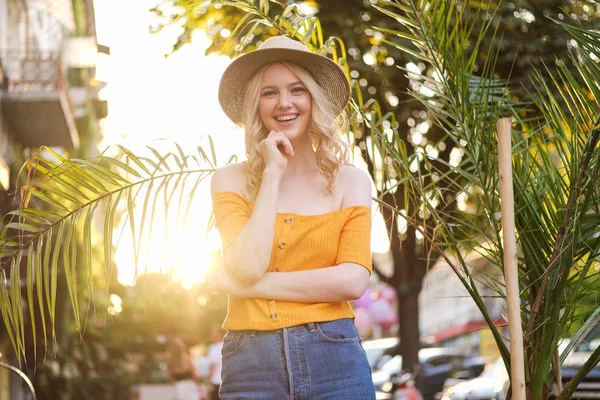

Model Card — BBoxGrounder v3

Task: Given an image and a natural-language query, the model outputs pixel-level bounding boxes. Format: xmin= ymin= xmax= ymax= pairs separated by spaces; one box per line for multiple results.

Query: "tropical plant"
xmin=1 ymin=1 xmax=600 ymax=400
xmin=0 ymin=361 xmax=37 ymax=399
xmin=370 ymin=0 xmax=600 ymax=398
xmin=151 ymin=0 xmax=441 ymax=369
xmin=0 ymin=142 xmax=219 ymax=363
xmin=140 ymin=0 xmax=600 ymax=397
xmin=152 ymin=0 xmax=600 ymax=372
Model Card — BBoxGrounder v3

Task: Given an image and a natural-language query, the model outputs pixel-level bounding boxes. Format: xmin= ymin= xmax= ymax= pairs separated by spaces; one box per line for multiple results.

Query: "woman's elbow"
xmin=228 ymin=265 xmax=263 ymax=285
xmin=223 ymin=257 xmax=265 ymax=285
xmin=347 ymin=281 xmax=369 ymax=301
xmin=343 ymin=265 xmax=370 ymax=300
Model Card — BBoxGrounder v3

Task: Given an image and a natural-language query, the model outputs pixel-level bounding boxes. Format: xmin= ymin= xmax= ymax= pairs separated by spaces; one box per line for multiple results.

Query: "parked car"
xmin=377 ymin=372 xmax=423 ymax=400
xmin=439 ymin=322 xmax=600 ymax=400
xmin=363 ymin=337 xmax=434 ymax=371
xmin=552 ymin=317 xmax=600 ymax=399
xmin=374 ymin=347 xmax=487 ymax=400
xmin=363 ymin=337 xmax=400 ymax=370
xmin=439 ymin=358 xmax=509 ymax=400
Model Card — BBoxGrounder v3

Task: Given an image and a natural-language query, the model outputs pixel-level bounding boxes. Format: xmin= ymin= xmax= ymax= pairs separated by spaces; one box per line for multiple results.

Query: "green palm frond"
xmin=2 ymin=2 xmax=599 ymax=399
xmin=374 ymin=0 xmax=516 ymax=364
xmin=376 ymin=0 xmax=600 ymax=397
xmin=158 ymin=0 xmax=514 ymax=373
xmin=517 ymin=48 xmax=600 ymax=395
xmin=0 ymin=143 xmax=218 ymax=360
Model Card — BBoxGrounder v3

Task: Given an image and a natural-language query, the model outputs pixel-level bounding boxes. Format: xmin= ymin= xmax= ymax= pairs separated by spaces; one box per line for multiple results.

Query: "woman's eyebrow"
xmin=260 ymin=81 xmax=304 ymax=90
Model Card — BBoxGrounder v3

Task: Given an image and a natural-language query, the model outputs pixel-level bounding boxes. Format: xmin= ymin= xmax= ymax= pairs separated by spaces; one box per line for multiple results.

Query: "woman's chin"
xmin=282 ymin=125 xmax=310 ymax=140
xmin=264 ymin=122 xmax=308 ymax=141
xmin=275 ymin=123 xmax=296 ymax=134
xmin=280 ymin=128 xmax=296 ymax=137
xmin=284 ymin=130 xmax=306 ymax=142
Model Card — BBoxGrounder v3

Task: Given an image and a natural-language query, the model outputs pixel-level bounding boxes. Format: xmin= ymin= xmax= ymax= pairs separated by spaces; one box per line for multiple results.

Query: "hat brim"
xmin=218 ymin=47 xmax=350 ymax=126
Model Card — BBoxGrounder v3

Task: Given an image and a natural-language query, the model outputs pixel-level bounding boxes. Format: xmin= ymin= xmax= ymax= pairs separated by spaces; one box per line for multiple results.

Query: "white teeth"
xmin=275 ymin=115 xmax=297 ymax=122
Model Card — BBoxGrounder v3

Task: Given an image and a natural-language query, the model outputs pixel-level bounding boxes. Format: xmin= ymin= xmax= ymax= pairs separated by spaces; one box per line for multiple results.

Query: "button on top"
xmin=284 ymin=217 xmax=292 ymax=223
xmin=278 ymin=242 xmax=286 ymax=249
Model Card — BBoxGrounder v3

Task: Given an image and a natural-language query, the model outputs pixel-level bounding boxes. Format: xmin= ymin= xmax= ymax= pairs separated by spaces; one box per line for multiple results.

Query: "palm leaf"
xmin=0 ymin=143 xmax=217 ymax=359
xmin=374 ymin=0 xmax=515 ymax=364
xmin=375 ymin=1 xmax=599 ymax=396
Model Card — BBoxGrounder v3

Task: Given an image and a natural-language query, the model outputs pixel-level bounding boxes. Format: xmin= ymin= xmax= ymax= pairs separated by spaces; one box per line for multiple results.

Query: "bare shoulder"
xmin=210 ymin=162 xmax=246 ymax=198
xmin=338 ymin=165 xmax=372 ymax=209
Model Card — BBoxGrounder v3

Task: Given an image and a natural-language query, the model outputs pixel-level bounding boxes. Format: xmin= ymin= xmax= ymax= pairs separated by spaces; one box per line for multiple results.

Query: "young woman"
xmin=211 ymin=35 xmax=375 ymax=399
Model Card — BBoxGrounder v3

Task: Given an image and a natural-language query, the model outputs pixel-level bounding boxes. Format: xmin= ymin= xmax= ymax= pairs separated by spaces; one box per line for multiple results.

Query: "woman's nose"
xmin=277 ymin=93 xmax=291 ymax=108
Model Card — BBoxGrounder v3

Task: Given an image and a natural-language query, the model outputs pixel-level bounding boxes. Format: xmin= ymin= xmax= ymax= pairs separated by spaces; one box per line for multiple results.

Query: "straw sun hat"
xmin=218 ymin=36 xmax=350 ymax=126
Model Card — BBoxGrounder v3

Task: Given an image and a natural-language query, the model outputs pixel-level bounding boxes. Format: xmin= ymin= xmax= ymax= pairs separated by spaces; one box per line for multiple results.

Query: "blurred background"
xmin=1 ymin=1 xmax=599 ymax=400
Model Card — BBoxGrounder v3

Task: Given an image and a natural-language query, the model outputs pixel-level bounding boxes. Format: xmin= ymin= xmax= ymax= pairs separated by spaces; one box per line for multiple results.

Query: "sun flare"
xmin=93 ymin=0 xmax=389 ymax=286
xmin=94 ymin=0 xmax=244 ymax=285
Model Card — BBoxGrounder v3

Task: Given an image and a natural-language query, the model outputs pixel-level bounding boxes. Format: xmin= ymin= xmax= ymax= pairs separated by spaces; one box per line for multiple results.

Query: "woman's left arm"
xmin=216 ymin=263 xmax=370 ymax=302
xmin=215 ymin=167 xmax=373 ymax=302
xmin=255 ymin=263 xmax=371 ymax=301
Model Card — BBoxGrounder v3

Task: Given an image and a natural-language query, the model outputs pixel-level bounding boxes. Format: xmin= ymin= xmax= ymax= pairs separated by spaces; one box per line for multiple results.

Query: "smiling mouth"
xmin=275 ymin=114 xmax=298 ymax=122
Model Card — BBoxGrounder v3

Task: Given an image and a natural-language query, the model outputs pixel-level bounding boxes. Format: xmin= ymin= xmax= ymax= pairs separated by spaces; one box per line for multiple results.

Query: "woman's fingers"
xmin=276 ymin=137 xmax=294 ymax=157
xmin=260 ymin=131 xmax=293 ymax=173
xmin=268 ymin=130 xmax=294 ymax=156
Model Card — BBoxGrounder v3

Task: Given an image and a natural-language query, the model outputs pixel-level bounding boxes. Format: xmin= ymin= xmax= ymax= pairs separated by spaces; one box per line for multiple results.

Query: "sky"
xmin=93 ymin=0 xmax=243 ymax=151
xmin=92 ymin=0 xmax=389 ymax=285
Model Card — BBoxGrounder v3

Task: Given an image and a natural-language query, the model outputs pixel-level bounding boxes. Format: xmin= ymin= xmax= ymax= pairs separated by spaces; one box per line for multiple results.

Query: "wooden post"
xmin=497 ymin=118 xmax=526 ymax=400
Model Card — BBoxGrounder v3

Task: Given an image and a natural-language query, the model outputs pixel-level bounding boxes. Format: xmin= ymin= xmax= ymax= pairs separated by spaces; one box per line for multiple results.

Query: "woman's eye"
xmin=292 ymin=86 xmax=306 ymax=93
xmin=262 ymin=90 xmax=276 ymax=96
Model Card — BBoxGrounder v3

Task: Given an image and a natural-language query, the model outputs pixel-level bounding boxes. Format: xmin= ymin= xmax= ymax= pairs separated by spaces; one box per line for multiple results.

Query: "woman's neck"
xmin=285 ymin=135 xmax=318 ymax=174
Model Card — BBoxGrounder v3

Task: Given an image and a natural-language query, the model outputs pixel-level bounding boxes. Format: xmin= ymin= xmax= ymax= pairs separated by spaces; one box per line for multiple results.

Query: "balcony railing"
xmin=0 ymin=52 xmax=79 ymax=149
xmin=1 ymin=53 xmax=65 ymax=92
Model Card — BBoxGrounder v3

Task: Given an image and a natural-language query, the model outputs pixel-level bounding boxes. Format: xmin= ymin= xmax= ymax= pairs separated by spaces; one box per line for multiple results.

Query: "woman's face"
xmin=258 ymin=63 xmax=312 ymax=141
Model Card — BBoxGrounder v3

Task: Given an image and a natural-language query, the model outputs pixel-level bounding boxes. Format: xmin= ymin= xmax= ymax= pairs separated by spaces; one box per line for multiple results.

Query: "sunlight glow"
xmin=94 ymin=0 xmax=243 ymax=285
xmin=449 ymin=147 xmax=464 ymax=167
xmin=108 ymin=294 xmax=123 ymax=315
xmin=514 ymin=9 xmax=535 ymax=23
xmin=94 ymin=0 xmax=392 ymax=285
xmin=396 ymin=209 xmax=407 ymax=234
xmin=386 ymin=92 xmax=399 ymax=107
xmin=406 ymin=62 xmax=421 ymax=79
xmin=457 ymin=192 xmax=468 ymax=211
xmin=419 ymin=84 xmax=436 ymax=97
xmin=363 ymin=52 xmax=377 ymax=66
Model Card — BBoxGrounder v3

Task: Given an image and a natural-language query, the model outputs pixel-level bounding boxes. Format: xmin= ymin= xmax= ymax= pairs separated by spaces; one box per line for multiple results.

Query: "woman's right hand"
xmin=259 ymin=130 xmax=294 ymax=175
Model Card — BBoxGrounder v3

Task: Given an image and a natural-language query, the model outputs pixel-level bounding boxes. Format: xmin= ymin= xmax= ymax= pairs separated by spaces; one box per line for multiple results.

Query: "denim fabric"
xmin=219 ymin=318 xmax=375 ymax=400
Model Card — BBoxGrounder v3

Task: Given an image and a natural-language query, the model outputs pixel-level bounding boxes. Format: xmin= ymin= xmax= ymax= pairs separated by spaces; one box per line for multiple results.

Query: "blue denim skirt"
xmin=219 ymin=318 xmax=375 ymax=400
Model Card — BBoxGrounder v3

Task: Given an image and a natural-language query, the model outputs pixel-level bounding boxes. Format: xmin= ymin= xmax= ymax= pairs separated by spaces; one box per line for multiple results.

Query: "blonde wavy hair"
xmin=241 ymin=61 xmax=350 ymax=199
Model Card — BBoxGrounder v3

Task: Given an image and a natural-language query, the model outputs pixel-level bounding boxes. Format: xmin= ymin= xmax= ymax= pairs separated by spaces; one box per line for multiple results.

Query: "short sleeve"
xmin=212 ymin=192 xmax=252 ymax=250
xmin=335 ymin=207 xmax=372 ymax=273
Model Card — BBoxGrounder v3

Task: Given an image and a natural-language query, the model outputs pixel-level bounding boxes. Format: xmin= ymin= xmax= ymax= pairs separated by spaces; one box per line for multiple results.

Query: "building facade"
xmin=419 ymin=252 xmax=507 ymax=359
xmin=0 ymin=0 xmax=107 ymax=397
